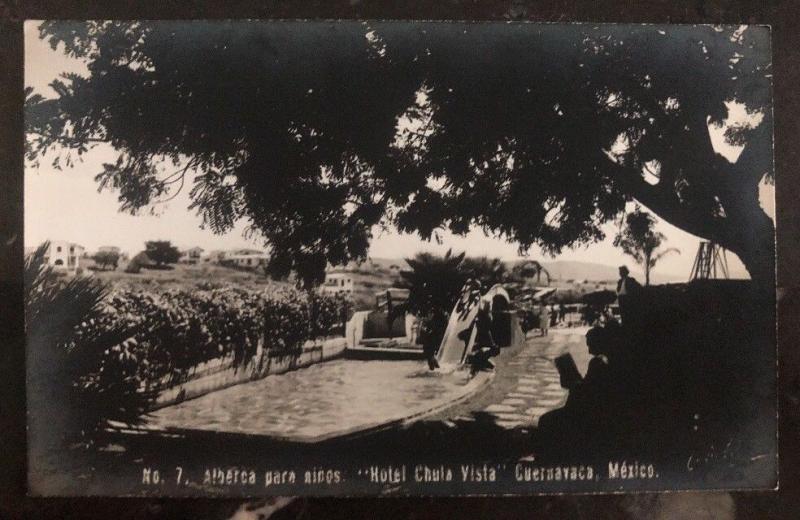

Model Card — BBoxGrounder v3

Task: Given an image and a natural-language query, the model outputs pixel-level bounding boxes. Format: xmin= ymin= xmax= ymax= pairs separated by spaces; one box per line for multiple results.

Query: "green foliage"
xmin=613 ymin=208 xmax=680 ymax=285
xmin=25 ymin=22 xmax=774 ymax=285
xmin=145 ymin=240 xmax=180 ymax=266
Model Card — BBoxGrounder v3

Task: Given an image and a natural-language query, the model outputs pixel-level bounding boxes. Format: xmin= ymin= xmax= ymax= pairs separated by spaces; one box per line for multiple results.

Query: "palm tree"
xmin=614 ymin=209 xmax=681 ymax=285
xmin=461 ymin=256 xmax=508 ymax=288
xmin=392 ymin=250 xmax=466 ymax=360
xmin=397 ymin=249 xmax=466 ymax=319
xmin=26 ymin=243 xmax=150 ymax=447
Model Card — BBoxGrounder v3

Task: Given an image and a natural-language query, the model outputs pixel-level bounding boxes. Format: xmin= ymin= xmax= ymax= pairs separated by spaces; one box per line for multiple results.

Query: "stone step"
xmin=491 ymin=412 xmax=530 ymax=422
xmin=525 ymin=406 xmax=553 ymax=417
xmin=495 ymin=420 xmax=526 ymax=429
xmin=534 ymin=398 xmax=565 ymax=407
xmin=485 ymin=403 xmax=518 ymax=413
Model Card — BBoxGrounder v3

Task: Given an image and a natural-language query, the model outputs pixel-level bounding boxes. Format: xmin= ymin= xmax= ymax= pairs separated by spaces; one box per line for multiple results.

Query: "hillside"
xmin=365 ymin=257 xmax=410 ymax=271
xmin=536 ymin=260 xmax=685 ymax=285
xmin=84 ymin=260 xmax=291 ymax=292
xmin=370 ymin=257 xmax=684 ymax=284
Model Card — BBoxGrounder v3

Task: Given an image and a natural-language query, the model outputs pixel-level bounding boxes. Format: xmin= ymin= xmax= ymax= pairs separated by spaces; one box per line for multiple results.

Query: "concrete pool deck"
xmin=147 ymin=358 xmax=493 ymax=443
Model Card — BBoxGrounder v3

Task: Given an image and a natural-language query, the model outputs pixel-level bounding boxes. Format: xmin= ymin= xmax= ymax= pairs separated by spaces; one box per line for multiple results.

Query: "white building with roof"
xmin=225 ymin=250 xmax=269 ymax=269
xmin=179 ymin=246 xmax=205 ymax=264
xmin=42 ymin=240 xmax=85 ymax=271
xmin=321 ymin=270 xmax=355 ymax=295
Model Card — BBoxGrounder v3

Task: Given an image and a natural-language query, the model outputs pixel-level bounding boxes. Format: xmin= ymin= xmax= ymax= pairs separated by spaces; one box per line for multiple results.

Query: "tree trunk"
xmin=617 ymin=163 xmax=774 ymax=293
xmin=726 ymin=207 xmax=776 ymax=295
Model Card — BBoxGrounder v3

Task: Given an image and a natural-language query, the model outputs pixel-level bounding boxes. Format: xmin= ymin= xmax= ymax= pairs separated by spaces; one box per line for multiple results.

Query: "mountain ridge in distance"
xmin=368 ymin=256 xmax=686 ymax=284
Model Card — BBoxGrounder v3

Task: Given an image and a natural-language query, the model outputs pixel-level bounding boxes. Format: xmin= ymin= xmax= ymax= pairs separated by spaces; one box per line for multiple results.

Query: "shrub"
xmin=80 ymin=287 xmax=347 ymax=387
xmin=196 ymin=280 xmax=223 ymax=291
xmin=308 ymin=292 xmax=348 ymax=338
xmin=32 ymin=271 xmax=351 ymax=441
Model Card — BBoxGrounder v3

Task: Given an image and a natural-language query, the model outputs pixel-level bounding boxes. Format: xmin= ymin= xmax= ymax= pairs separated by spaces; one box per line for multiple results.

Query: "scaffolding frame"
xmin=689 ymin=241 xmax=729 ymax=280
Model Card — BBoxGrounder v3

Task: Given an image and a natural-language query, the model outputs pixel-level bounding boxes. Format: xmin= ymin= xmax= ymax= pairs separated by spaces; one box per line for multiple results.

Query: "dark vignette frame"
xmin=1 ymin=1 xmax=798 ymax=518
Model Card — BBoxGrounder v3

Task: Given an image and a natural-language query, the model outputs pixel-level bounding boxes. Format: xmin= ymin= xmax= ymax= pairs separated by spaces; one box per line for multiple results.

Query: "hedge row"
xmin=72 ymin=286 xmax=349 ymax=390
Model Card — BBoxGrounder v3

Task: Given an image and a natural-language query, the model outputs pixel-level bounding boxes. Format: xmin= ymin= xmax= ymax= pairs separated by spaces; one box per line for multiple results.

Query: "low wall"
xmin=151 ymin=337 xmax=347 ymax=410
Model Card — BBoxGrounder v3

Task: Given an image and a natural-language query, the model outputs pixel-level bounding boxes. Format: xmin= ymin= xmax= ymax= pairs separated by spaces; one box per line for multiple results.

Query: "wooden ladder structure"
xmin=689 ymin=241 xmax=729 ymax=280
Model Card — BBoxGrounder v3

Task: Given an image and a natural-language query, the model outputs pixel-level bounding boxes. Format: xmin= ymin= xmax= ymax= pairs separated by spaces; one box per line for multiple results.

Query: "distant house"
xmin=229 ymin=248 xmax=264 ymax=256
xmin=42 ymin=240 xmax=85 ymax=272
xmin=321 ymin=259 xmax=385 ymax=295
xmin=225 ymin=250 xmax=268 ymax=269
xmin=179 ymin=246 xmax=205 ymax=264
xmin=321 ymin=270 xmax=355 ymax=295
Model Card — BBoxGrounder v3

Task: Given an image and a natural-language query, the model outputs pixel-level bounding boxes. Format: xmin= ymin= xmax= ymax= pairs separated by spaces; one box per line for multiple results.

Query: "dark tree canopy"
xmin=144 ymin=240 xmax=180 ymax=266
xmin=92 ymin=250 xmax=120 ymax=271
xmin=26 ymin=21 xmax=774 ymax=287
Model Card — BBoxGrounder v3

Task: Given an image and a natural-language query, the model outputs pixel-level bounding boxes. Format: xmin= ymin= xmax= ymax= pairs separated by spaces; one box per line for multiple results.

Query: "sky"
xmin=24 ymin=22 xmax=774 ymax=281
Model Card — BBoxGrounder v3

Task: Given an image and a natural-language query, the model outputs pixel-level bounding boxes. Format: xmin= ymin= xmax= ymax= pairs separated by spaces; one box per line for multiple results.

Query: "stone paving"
xmin=457 ymin=327 xmax=591 ymax=430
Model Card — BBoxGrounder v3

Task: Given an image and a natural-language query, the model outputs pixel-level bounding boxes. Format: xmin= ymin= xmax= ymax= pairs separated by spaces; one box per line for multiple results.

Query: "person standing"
xmin=421 ymin=310 xmax=443 ymax=371
xmin=616 ymin=265 xmax=641 ymax=324
xmin=539 ymin=302 xmax=550 ymax=337
xmin=467 ymin=299 xmax=498 ymax=375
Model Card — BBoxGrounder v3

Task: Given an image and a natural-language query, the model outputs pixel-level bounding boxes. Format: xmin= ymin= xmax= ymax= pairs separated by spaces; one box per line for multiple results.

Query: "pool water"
xmin=148 ymin=359 xmax=479 ymax=442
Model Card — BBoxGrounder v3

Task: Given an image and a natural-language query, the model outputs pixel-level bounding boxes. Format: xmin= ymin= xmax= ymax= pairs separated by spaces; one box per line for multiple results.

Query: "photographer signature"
xmin=686 ymin=439 xmax=742 ymax=472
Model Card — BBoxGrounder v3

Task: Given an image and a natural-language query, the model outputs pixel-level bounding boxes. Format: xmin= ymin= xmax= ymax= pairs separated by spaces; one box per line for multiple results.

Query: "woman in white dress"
xmin=539 ymin=303 xmax=550 ymax=337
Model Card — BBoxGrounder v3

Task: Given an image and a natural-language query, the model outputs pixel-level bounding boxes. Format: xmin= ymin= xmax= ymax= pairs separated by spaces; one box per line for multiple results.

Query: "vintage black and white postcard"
xmin=24 ymin=20 xmax=777 ymax=497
